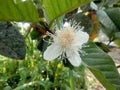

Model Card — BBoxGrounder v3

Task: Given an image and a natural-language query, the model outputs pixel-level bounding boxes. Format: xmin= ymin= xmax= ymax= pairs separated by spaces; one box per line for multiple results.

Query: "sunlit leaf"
xmin=0 ymin=0 xmax=39 ymax=22
xmin=114 ymin=39 xmax=120 ymax=47
xmin=43 ymin=0 xmax=93 ymax=26
xmin=81 ymin=42 xmax=120 ymax=90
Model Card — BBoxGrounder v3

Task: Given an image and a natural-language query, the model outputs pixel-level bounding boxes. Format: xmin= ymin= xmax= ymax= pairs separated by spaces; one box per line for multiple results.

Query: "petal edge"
xmin=66 ymin=50 xmax=81 ymax=67
xmin=43 ymin=44 xmax=62 ymax=60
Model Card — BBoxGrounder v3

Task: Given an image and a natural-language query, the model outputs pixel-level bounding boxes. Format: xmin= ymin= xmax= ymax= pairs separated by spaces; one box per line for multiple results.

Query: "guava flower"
xmin=43 ymin=23 xmax=89 ymax=67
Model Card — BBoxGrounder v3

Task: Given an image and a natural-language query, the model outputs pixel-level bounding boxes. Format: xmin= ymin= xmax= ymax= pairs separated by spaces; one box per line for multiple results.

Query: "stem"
xmin=69 ymin=69 xmax=75 ymax=90
xmin=107 ymin=38 xmax=114 ymax=46
xmin=24 ymin=25 xmax=32 ymax=39
xmin=117 ymin=65 xmax=120 ymax=68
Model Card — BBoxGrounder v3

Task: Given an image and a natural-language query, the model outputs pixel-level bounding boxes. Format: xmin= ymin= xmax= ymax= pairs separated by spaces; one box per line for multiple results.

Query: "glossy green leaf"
xmin=97 ymin=10 xmax=118 ymax=38
xmin=104 ymin=0 xmax=119 ymax=6
xmin=97 ymin=10 xmax=118 ymax=32
xmin=81 ymin=42 xmax=120 ymax=90
xmin=0 ymin=0 xmax=39 ymax=22
xmin=105 ymin=8 xmax=120 ymax=30
xmin=0 ymin=22 xmax=26 ymax=59
xmin=43 ymin=0 xmax=93 ymax=26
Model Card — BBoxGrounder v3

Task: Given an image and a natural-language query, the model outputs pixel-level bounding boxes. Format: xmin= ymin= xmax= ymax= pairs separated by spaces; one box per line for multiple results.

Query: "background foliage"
xmin=0 ymin=0 xmax=120 ymax=90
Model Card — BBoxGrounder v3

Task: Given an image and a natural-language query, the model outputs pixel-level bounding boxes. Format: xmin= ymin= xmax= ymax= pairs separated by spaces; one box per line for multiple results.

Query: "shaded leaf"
xmin=105 ymin=8 xmax=120 ymax=30
xmin=43 ymin=0 xmax=93 ymax=26
xmin=97 ymin=10 xmax=117 ymax=32
xmin=93 ymin=0 xmax=119 ymax=8
xmin=97 ymin=10 xmax=118 ymax=38
xmin=30 ymin=29 xmax=42 ymax=40
xmin=0 ymin=0 xmax=39 ymax=22
xmin=81 ymin=42 xmax=120 ymax=90
xmin=95 ymin=42 xmax=110 ymax=52
xmin=7 ymin=74 xmax=20 ymax=88
xmin=63 ymin=57 xmax=74 ymax=70
xmin=104 ymin=0 xmax=119 ymax=6
xmin=37 ymin=36 xmax=49 ymax=52
xmin=115 ymin=32 xmax=120 ymax=39
xmin=0 ymin=22 xmax=26 ymax=59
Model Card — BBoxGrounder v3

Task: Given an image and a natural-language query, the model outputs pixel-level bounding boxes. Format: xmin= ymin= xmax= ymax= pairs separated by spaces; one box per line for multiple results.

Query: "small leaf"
xmin=81 ymin=42 xmax=120 ymax=90
xmin=0 ymin=22 xmax=26 ymax=59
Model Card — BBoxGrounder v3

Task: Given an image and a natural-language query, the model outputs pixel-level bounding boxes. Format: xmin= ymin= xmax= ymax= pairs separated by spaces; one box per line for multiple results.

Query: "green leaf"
xmin=30 ymin=29 xmax=42 ymax=40
xmin=37 ymin=37 xmax=49 ymax=52
xmin=95 ymin=42 xmax=110 ymax=52
xmin=114 ymin=39 xmax=120 ymax=47
xmin=115 ymin=32 xmax=120 ymax=39
xmin=97 ymin=10 xmax=118 ymax=32
xmin=0 ymin=22 xmax=26 ymax=59
xmin=93 ymin=0 xmax=119 ymax=7
xmin=97 ymin=10 xmax=118 ymax=38
xmin=104 ymin=0 xmax=119 ymax=6
xmin=105 ymin=8 xmax=120 ymax=30
xmin=43 ymin=0 xmax=93 ymax=26
xmin=0 ymin=0 xmax=39 ymax=22
xmin=81 ymin=42 xmax=120 ymax=90
xmin=69 ymin=70 xmax=75 ymax=90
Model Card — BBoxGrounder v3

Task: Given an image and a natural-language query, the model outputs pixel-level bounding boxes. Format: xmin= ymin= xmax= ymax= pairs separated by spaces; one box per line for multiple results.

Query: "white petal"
xmin=75 ymin=30 xmax=89 ymax=46
xmin=43 ymin=44 xmax=62 ymax=60
xmin=66 ymin=50 xmax=81 ymax=67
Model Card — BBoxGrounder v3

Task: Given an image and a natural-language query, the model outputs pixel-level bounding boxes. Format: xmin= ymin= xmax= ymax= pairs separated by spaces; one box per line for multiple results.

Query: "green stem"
xmin=69 ymin=69 xmax=75 ymax=90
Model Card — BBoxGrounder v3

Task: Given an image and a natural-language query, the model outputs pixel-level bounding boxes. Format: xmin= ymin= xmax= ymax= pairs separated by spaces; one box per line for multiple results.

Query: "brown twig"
xmin=117 ymin=65 xmax=120 ymax=68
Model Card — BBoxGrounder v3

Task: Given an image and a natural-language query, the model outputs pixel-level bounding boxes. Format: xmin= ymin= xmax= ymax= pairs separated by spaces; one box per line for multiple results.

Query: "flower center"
xmin=59 ymin=28 xmax=75 ymax=48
